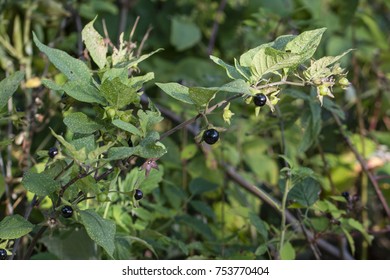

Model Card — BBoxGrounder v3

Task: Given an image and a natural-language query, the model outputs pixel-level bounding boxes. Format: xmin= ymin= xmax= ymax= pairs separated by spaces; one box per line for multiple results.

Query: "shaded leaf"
xmin=63 ymin=112 xmax=102 ymax=134
xmin=170 ymin=17 xmax=201 ymax=51
xmin=288 ymin=177 xmax=321 ymax=207
xmin=189 ymin=177 xmax=218 ymax=195
xmin=0 ymin=214 xmax=34 ymax=239
xmin=79 ymin=209 xmax=116 ymax=258
xmin=210 ymin=55 xmax=242 ymax=80
xmin=249 ymin=213 xmax=268 ymax=240
xmin=22 ymin=170 xmax=60 ymax=197
xmin=0 ymin=71 xmax=24 ymax=108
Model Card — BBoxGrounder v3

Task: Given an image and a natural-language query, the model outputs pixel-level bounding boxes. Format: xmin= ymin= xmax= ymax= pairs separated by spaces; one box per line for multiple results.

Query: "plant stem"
xmin=279 ymin=176 xmax=291 ymax=257
xmin=331 ymin=111 xmax=390 ymax=220
xmin=207 ymin=0 xmax=227 ymax=55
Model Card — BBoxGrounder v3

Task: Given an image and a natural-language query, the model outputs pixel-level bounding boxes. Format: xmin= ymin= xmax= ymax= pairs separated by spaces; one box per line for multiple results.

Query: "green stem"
xmin=279 ymin=176 xmax=291 ymax=256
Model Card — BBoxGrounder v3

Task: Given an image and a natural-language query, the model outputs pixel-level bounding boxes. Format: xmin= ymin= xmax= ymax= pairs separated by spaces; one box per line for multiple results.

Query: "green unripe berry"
xmin=338 ymin=77 xmax=350 ymax=87
xmin=318 ymin=85 xmax=330 ymax=96
xmin=106 ymin=108 xmax=116 ymax=119
xmin=97 ymin=192 xmax=108 ymax=202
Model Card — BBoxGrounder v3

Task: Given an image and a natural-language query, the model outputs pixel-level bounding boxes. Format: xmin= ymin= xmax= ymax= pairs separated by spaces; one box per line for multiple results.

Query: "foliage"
xmin=0 ymin=0 xmax=390 ymax=260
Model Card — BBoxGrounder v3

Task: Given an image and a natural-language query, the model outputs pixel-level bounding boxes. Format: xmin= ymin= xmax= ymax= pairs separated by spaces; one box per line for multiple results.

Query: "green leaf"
xmin=138 ymin=110 xmax=163 ymax=136
xmin=112 ymin=119 xmax=142 ymax=136
xmin=122 ymin=49 xmax=163 ymax=69
xmin=0 ymin=71 xmax=24 ymax=109
xmin=170 ymin=17 xmax=201 ymax=51
xmin=189 ymin=87 xmax=217 ymax=107
xmin=209 ymin=55 xmax=242 ymax=80
xmin=190 ymin=200 xmax=216 ymax=220
xmin=189 ymin=177 xmax=218 ymax=195
xmin=178 ymin=214 xmax=215 ymax=240
xmin=82 ymin=16 xmax=107 ymax=69
xmin=280 ymin=241 xmax=296 ymax=260
xmin=156 ymin=82 xmax=194 ymax=104
xmin=22 ymin=170 xmax=60 ymax=197
xmin=298 ymin=100 xmax=322 ymax=153
xmin=50 ymin=128 xmax=86 ymax=162
xmin=180 ymin=144 xmax=198 ymax=160
xmin=107 ymin=147 xmax=136 ymax=160
xmin=0 ymin=214 xmax=34 ymax=239
xmin=285 ymin=28 xmax=326 ymax=57
xmin=63 ymin=112 xmax=102 ymax=134
xmin=341 ymin=227 xmax=356 ymax=256
xmin=136 ymin=132 xmax=167 ymax=158
xmin=42 ymin=79 xmax=106 ymax=105
xmin=347 ymin=218 xmax=374 ymax=244
xmin=215 ymin=79 xmax=252 ymax=95
xmin=288 ymin=177 xmax=321 ymax=207
xmin=249 ymin=213 xmax=268 ymax=240
xmin=100 ymin=77 xmax=139 ymax=108
xmin=33 ymin=32 xmax=91 ymax=81
xmin=79 ymin=209 xmax=116 ymax=258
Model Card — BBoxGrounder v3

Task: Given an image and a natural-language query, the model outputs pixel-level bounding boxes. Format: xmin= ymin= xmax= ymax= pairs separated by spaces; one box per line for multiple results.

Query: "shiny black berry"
xmin=341 ymin=192 xmax=350 ymax=201
xmin=203 ymin=129 xmax=219 ymax=145
xmin=61 ymin=205 xmax=73 ymax=218
xmin=48 ymin=147 xmax=58 ymax=158
xmin=253 ymin=94 xmax=267 ymax=107
xmin=0 ymin=248 xmax=7 ymax=260
xmin=134 ymin=189 xmax=143 ymax=200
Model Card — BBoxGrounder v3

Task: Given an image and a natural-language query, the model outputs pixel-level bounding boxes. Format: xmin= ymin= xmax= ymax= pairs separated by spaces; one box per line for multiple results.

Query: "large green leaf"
xmin=82 ymin=16 xmax=107 ymax=69
xmin=22 ymin=170 xmax=61 ymax=197
xmin=288 ymin=177 xmax=321 ymax=207
xmin=170 ymin=17 xmax=201 ymax=51
xmin=135 ymin=131 xmax=167 ymax=158
xmin=156 ymin=82 xmax=194 ymax=104
xmin=0 ymin=214 xmax=34 ymax=239
xmin=0 ymin=71 xmax=24 ymax=108
xmin=100 ymin=77 xmax=139 ymax=108
xmin=79 ymin=209 xmax=116 ymax=258
xmin=63 ymin=112 xmax=102 ymax=134
xmin=42 ymin=79 xmax=106 ymax=105
xmin=33 ymin=33 xmax=91 ymax=81
xmin=285 ymin=28 xmax=326 ymax=57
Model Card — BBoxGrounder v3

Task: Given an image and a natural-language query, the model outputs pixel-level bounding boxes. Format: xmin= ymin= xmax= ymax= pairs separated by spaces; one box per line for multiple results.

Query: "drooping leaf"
xmin=156 ymin=82 xmax=194 ymax=104
xmin=63 ymin=112 xmax=102 ymax=134
xmin=209 ymin=55 xmax=243 ymax=80
xmin=288 ymin=177 xmax=321 ymax=207
xmin=341 ymin=227 xmax=356 ymax=256
xmin=0 ymin=71 xmax=24 ymax=108
xmin=82 ymin=16 xmax=107 ymax=69
xmin=33 ymin=33 xmax=91 ymax=81
xmin=79 ymin=209 xmax=116 ymax=258
xmin=0 ymin=214 xmax=34 ymax=239
xmin=22 ymin=170 xmax=61 ymax=197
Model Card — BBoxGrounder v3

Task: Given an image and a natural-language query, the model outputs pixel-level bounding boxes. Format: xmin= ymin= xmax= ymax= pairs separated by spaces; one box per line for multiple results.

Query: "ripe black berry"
xmin=48 ymin=147 xmax=58 ymax=158
xmin=0 ymin=248 xmax=7 ymax=260
xmin=134 ymin=189 xmax=143 ymax=200
xmin=253 ymin=94 xmax=267 ymax=107
xmin=61 ymin=205 xmax=73 ymax=218
xmin=203 ymin=129 xmax=219 ymax=145
xmin=341 ymin=192 xmax=350 ymax=201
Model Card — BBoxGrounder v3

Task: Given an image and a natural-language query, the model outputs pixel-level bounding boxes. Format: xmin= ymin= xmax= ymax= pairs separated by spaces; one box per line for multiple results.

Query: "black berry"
xmin=341 ymin=192 xmax=350 ymax=201
xmin=203 ymin=129 xmax=219 ymax=145
xmin=134 ymin=189 xmax=143 ymax=200
xmin=61 ymin=205 xmax=73 ymax=218
xmin=253 ymin=94 xmax=267 ymax=107
xmin=0 ymin=249 xmax=7 ymax=260
xmin=48 ymin=147 xmax=58 ymax=158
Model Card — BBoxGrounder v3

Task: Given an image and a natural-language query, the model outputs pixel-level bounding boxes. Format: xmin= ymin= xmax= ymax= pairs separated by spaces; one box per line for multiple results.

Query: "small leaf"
xmin=82 ymin=16 xmax=107 ymax=69
xmin=33 ymin=32 xmax=91 ymax=81
xmin=79 ymin=209 xmax=116 ymax=258
xmin=288 ymin=177 xmax=321 ymax=207
xmin=136 ymin=132 xmax=167 ymax=158
xmin=280 ymin=241 xmax=296 ymax=260
xmin=0 ymin=71 xmax=24 ymax=108
xmin=63 ymin=112 xmax=102 ymax=134
xmin=112 ymin=119 xmax=142 ymax=136
xmin=189 ymin=177 xmax=218 ymax=195
xmin=341 ymin=227 xmax=356 ymax=256
xmin=156 ymin=82 xmax=194 ymax=104
xmin=0 ymin=214 xmax=34 ymax=239
xmin=100 ymin=77 xmax=139 ymax=108
xmin=210 ymin=55 xmax=242 ymax=80
xmin=249 ymin=213 xmax=268 ymax=240
xmin=107 ymin=147 xmax=136 ymax=161
xmin=22 ymin=170 xmax=61 ymax=197
xmin=170 ymin=17 xmax=201 ymax=51
xmin=138 ymin=110 xmax=164 ymax=136
xmin=181 ymin=144 xmax=198 ymax=160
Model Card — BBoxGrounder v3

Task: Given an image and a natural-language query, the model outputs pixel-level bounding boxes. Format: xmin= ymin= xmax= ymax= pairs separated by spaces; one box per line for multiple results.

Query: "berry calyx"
xmin=61 ymin=205 xmax=73 ymax=218
xmin=203 ymin=129 xmax=219 ymax=145
xmin=0 ymin=248 xmax=7 ymax=260
xmin=48 ymin=147 xmax=58 ymax=158
xmin=253 ymin=94 xmax=267 ymax=107
xmin=134 ymin=189 xmax=143 ymax=200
